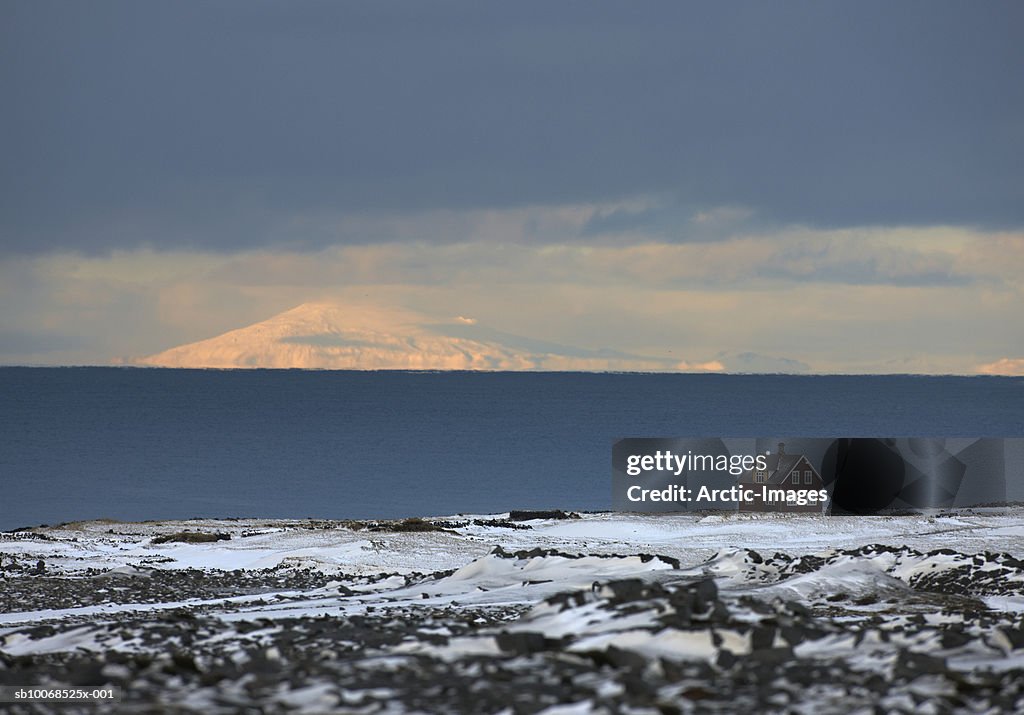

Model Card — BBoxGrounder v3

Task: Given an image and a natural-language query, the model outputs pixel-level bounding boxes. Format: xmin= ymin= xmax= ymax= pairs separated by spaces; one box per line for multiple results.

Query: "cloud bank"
xmin=1 ymin=3 xmax=1021 ymax=372
xmin=2 ymin=2 xmax=1023 ymax=257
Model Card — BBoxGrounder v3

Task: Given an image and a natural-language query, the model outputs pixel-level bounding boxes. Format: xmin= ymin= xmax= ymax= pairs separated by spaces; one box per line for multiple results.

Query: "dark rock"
xmin=894 ymin=650 xmax=948 ymax=678
xmin=495 ymin=631 xmax=548 ymax=655
xmin=998 ymin=627 xmax=1024 ymax=650
xmin=169 ymin=652 xmax=200 ymax=675
xmin=604 ymin=579 xmax=648 ymax=603
xmin=749 ymin=625 xmax=776 ymax=650
xmin=693 ymin=579 xmax=718 ymax=608
xmin=780 ymin=625 xmax=822 ymax=646
xmin=747 ymin=646 xmax=793 ymax=666
xmin=66 ymin=662 xmax=106 ymax=686
xmin=508 ymin=510 xmax=580 ymax=521
xmin=784 ymin=601 xmax=811 ymax=617
xmin=716 ymin=649 xmax=738 ymax=669
xmin=602 ymin=645 xmax=649 ymax=670
xmin=940 ymin=630 xmax=972 ymax=649
xmin=639 ymin=553 xmax=680 ymax=569
xmin=152 ymin=531 xmax=231 ymax=544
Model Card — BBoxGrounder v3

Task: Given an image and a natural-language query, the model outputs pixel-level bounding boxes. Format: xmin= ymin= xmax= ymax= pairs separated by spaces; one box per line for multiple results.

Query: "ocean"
xmin=1 ymin=367 xmax=1022 ymax=530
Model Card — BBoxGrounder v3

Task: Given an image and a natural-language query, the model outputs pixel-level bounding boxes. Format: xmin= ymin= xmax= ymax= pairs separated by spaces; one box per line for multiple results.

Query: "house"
xmin=737 ymin=443 xmax=825 ymax=513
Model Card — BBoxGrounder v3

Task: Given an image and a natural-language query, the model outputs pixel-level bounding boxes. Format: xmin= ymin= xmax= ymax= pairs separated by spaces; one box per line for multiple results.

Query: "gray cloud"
xmin=580 ymin=201 xmax=761 ymax=242
xmin=197 ymin=229 xmax=993 ymax=291
xmin=1 ymin=237 xmax=1020 ymax=371
xmin=2 ymin=1 xmax=1022 ymax=255
xmin=0 ymin=330 xmax=83 ymax=355
xmin=753 ymin=246 xmax=973 ymax=287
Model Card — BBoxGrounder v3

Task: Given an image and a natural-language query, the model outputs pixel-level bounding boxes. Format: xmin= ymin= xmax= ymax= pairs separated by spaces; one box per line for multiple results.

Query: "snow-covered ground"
xmin=2 ymin=510 xmax=1024 ymax=713
xmin=6 ymin=509 xmax=1022 ymax=577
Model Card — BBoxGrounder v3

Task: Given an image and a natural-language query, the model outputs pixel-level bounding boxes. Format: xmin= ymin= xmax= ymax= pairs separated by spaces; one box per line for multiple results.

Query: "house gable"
xmin=737 ymin=444 xmax=826 ymax=513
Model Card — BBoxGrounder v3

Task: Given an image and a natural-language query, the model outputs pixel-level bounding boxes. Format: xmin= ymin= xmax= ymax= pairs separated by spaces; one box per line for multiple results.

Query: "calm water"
xmin=1 ymin=368 xmax=1022 ymax=530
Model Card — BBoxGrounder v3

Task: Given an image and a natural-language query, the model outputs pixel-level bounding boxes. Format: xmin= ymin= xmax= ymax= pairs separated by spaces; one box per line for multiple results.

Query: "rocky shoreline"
xmin=2 ymin=512 xmax=1024 ymax=713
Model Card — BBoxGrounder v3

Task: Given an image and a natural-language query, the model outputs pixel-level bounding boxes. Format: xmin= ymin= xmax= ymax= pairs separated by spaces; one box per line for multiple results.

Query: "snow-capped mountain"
xmin=136 ymin=302 xmax=720 ymax=371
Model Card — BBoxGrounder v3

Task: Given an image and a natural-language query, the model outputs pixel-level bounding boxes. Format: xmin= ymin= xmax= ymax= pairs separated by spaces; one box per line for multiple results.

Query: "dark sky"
xmin=3 ymin=0 xmax=1023 ymax=255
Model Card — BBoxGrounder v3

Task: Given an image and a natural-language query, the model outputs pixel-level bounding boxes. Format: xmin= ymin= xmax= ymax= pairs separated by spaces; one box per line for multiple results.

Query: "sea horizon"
xmin=3 ymin=368 xmax=1021 ymax=531
xmin=4 ymin=364 xmax=1023 ymax=378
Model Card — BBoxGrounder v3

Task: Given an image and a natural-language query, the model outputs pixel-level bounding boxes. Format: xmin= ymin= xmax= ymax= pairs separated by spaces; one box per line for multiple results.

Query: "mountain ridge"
xmin=136 ymin=302 xmax=723 ymax=372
